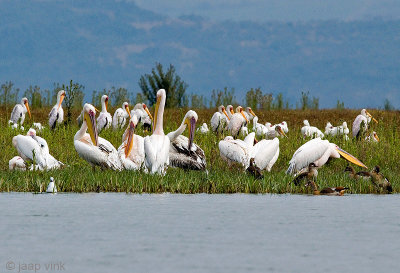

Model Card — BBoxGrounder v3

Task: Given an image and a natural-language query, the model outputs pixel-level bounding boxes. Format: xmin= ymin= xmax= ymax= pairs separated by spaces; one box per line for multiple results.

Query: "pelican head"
xmin=101 ymin=95 xmax=109 ymax=112
xmin=22 ymin=97 xmax=31 ymax=119
xmin=184 ymin=110 xmax=198 ymax=150
xmin=372 ymin=131 xmax=380 ymax=142
xmin=333 ymin=144 xmax=367 ymax=168
xmin=125 ymin=115 xmax=139 ymax=158
xmin=326 ymin=122 xmax=333 ymax=129
xmin=361 ymin=109 xmax=378 ymax=124
xmin=342 ymin=121 xmax=348 ymax=128
xmin=83 ymin=103 xmax=98 ymax=146
xmin=227 ymin=105 xmax=234 ymax=115
xmin=303 ymin=120 xmax=310 ymax=126
xmin=275 ymin=125 xmax=287 ymax=138
xmin=122 ymin=102 xmax=131 ymax=119
xmin=246 ymin=107 xmax=257 ymax=118
xmin=27 ymin=128 xmax=36 ymax=136
xmin=238 ymin=106 xmax=249 ymax=123
xmin=142 ymin=103 xmax=153 ymax=121
xmin=218 ymin=105 xmax=230 ymax=120
xmin=57 ymin=90 xmax=66 ymax=110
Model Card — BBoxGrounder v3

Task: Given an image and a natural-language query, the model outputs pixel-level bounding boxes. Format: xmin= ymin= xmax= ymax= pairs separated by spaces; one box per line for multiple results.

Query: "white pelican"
xmin=352 ymin=109 xmax=378 ymax=138
xmin=167 ymin=110 xmax=206 ymax=171
xmin=117 ymin=115 xmax=145 ymax=170
xmin=133 ymin=103 xmax=153 ymax=131
xmin=9 ymin=156 xmax=26 ymax=171
xmin=197 ymin=123 xmax=209 ymax=134
xmin=143 ymin=89 xmax=170 ymax=175
xmin=97 ymin=95 xmax=112 ymax=133
xmin=26 ymin=128 xmax=64 ymax=170
xmin=242 ymin=107 xmax=257 ymax=121
xmin=286 ymin=137 xmax=367 ymax=175
xmin=210 ymin=105 xmax=230 ymax=133
xmin=301 ymin=120 xmax=324 ymax=138
xmin=272 ymin=121 xmax=289 ymax=133
xmin=250 ymin=138 xmax=280 ymax=172
xmin=12 ymin=134 xmax=47 ymax=170
xmin=219 ymin=133 xmax=254 ymax=169
xmin=112 ymin=102 xmax=131 ymax=129
xmin=227 ymin=106 xmax=249 ymax=138
xmin=74 ymin=103 xmax=122 ymax=170
xmin=266 ymin=125 xmax=287 ymax=139
xmin=10 ymin=97 xmax=31 ymax=126
xmin=253 ymin=116 xmax=270 ymax=138
xmin=365 ymin=131 xmax=380 ymax=142
xmin=46 ymin=177 xmax=57 ymax=193
xmin=49 ymin=90 xmax=65 ymax=129
xmin=324 ymin=122 xmax=334 ymax=135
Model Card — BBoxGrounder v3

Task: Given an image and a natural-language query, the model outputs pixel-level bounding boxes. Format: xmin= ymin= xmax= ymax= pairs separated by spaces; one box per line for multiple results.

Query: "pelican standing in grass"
xmin=12 ymin=133 xmax=47 ymax=170
xmin=117 ymin=115 xmax=145 ymax=170
xmin=210 ymin=105 xmax=230 ymax=133
xmin=167 ymin=110 xmax=206 ymax=171
xmin=352 ymin=109 xmax=378 ymax=138
xmin=97 ymin=95 xmax=112 ymax=133
xmin=74 ymin=103 xmax=122 ymax=170
xmin=250 ymin=137 xmax=280 ymax=172
xmin=266 ymin=125 xmax=287 ymax=139
xmin=133 ymin=103 xmax=153 ymax=131
xmin=49 ymin=90 xmax=66 ymax=129
xmin=286 ymin=138 xmax=367 ymax=175
xmin=227 ymin=106 xmax=249 ymax=138
xmin=112 ymin=102 xmax=131 ymax=129
xmin=10 ymin=97 xmax=31 ymax=126
xmin=144 ymin=89 xmax=170 ymax=175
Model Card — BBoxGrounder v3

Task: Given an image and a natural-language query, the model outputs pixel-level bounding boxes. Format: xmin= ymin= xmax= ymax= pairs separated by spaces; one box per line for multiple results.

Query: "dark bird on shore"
xmin=246 ymin=158 xmax=264 ymax=179
xmin=293 ymin=162 xmax=318 ymax=185
xmin=370 ymin=166 xmax=392 ymax=193
xmin=306 ymin=180 xmax=349 ymax=196
xmin=344 ymin=166 xmax=371 ymax=180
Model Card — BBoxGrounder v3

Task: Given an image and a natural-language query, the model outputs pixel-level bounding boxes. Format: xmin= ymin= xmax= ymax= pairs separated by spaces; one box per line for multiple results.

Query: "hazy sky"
xmin=134 ymin=0 xmax=400 ymax=22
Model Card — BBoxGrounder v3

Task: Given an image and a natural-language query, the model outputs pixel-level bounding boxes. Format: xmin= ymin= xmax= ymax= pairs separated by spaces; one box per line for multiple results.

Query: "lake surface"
xmin=0 ymin=193 xmax=399 ymax=273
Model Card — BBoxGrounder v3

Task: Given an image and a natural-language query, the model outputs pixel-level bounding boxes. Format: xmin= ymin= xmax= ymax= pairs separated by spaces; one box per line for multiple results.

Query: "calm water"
xmin=0 ymin=193 xmax=399 ymax=273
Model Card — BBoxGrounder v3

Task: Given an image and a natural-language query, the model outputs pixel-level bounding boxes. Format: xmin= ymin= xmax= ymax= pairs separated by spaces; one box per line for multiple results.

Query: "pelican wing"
xmin=287 ymin=138 xmax=329 ymax=175
xmin=210 ymin=112 xmax=222 ymax=132
xmin=14 ymin=135 xmax=47 ymax=169
xmin=169 ymin=135 xmax=206 ymax=170
xmin=10 ymin=104 xmax=23 ymax=124
xmin=48 ymin=106 xmax=59 ymax=129
xmin=352 ymin=115 xmax=367 ymax=137
xmin=219 ymin=138 xmax=250 ymax=168
xmin=98 ymin=137 xmax=122 ymax=170
xmin=251 ymin=138 xmax=280 ymax=171
xmin=97 ymin=112 xmax=112 ymax=133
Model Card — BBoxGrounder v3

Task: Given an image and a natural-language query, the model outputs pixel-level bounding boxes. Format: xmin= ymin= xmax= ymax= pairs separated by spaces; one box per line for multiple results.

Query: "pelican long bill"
xmin=143 ymin=104 xmax=153 ymax=121
xmin=187 ymin=116 xmax=196 ymax=150
xmin=125 ymin=120 xmax=135 ymax=158
xmin=58 ymin=92 xmax=65 ymax=110
xmin=336 ymin=147 xmax=367 ymax=168
xmin=24 ymin=100 xmax=31 ymax=119
xmin=85 ymin=109 xmax=98 ymax=146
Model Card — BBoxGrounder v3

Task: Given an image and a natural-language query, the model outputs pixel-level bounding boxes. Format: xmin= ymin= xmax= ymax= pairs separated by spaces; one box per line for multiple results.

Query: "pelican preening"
xmin=133 ymin=103 xmax=153 ymax=131
xmin=74 ymin=103 xmax=122 ymax=170
xmin=11 ymin=128 xmax=63 ymax=171
xmin=144 ymin=89 xmax=170 ymax=175
xmin=210 ymin=105 xmax=230 ymax=133
xmin=112 ymin=102 xmax=131 ymax=129
xmin=49 ymin=90 xmax=66 ymax=129
xmin=97 ymin=95 xmax=112 ymax=133
xmin=286 ymin=138 xmax=367 ymax=175
xmin=219 ymin=132 xmax=279 ymax=172
xmin=117 ymin=115 xmax=145 ymax=170
xmin=10 ymin=97 xmax=31 ymax=126
xmin=352 ymin=109 xmax=378 ymax=138
xmin=167 ymin=110 xmax=206 ymax=171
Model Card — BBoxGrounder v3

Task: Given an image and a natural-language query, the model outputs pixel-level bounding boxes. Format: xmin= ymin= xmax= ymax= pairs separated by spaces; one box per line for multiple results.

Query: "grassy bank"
xmin=1 ymin=107 xmax=399 ymax=193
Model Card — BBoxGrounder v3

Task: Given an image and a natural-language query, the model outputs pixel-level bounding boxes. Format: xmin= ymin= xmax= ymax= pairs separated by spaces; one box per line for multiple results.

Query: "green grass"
xmin=1 ymin=107 xmax=399 ymax=194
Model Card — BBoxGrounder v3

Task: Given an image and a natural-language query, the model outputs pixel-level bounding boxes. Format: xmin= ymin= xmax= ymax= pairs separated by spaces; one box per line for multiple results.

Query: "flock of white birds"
xmin=7 ymin=89 xmax=379 ymax=183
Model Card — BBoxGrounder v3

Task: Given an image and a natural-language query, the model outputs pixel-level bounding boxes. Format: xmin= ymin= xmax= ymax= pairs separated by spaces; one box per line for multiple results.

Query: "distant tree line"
xmin=0 ymin=63 xmax=395 ymax=111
